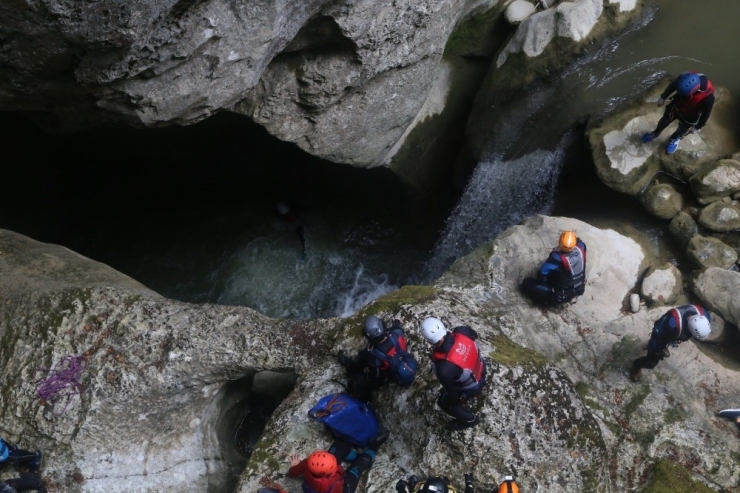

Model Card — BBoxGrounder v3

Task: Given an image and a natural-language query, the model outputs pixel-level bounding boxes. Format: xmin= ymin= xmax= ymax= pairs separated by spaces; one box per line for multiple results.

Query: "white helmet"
xmin=687 ymin=315 xmax=710 ymax=340
xmin=421 ymin=317 xmax=447 ymax=344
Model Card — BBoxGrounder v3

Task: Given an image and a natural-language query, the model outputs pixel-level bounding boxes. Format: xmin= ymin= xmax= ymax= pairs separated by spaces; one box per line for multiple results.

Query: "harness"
xmin=558 ymin=243 xmax=586 ymax=294
xmin=432 ymin=333 xmax=484 ymax=391
xmin=672 ymin=72 xmax=714 ymax=124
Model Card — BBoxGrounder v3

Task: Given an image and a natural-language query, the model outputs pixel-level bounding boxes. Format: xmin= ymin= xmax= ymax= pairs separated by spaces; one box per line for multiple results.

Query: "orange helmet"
xmin=559 ymin=231 xmax=577 ymax=252
xmin=498 ymin=477 xmax=520 ymax=493
xmin=306 ymin=451 xmax=338 ymax=477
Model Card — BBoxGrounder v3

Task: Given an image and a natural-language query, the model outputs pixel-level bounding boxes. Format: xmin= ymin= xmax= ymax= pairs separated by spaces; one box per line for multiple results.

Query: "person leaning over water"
xmin=641 ymin=71 xmax=716 ymax=155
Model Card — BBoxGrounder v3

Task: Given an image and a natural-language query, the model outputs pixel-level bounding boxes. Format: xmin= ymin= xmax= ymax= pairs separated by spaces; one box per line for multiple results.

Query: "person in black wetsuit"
xmin=641 ymin=71 xmax=716 ymax=155
xmin=521 ymin=230 xmax=586 ymax=306
xmin=420 ymin=317 xmax=486 ymax=431
xmin=629 ymin=304 xmax=711 ymax=382
xmin=338 ymin=315 xmax=417 ymax=403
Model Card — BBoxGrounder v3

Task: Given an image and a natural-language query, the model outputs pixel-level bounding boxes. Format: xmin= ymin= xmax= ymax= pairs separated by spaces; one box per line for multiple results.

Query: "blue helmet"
xmin=676 ymin=72 xmax=701 ymax=96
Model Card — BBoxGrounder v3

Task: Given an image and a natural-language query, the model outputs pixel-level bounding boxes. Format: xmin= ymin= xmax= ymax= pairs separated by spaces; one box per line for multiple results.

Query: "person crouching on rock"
xmin=396 ymin=473 xmax=476 ymax=493
xmin=337 ymin=315 xmax=418 ymax=403
xmin=641 ymin=71 xmax=715 ymax=155
xmin=630 ymin=304 xmax=711 ymax=382
xmin=520 ymin=230 xmax=586 ymax=306
xmin=287 ymin=432 xmax=387 ymax=493
xmin=420 ymin=317 xmax=486 ymax=431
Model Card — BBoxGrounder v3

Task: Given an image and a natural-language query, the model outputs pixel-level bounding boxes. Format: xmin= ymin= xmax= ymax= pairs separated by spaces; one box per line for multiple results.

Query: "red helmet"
xmin=306 ymin=451 xmax=338 ymax=477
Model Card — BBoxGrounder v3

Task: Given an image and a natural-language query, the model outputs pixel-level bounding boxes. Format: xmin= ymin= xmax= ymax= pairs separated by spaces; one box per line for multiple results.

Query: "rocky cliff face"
xmin=0 ymin=0 xmax=642 ymax=189
xmin=2 ymin=214 xmax=738 ymax=492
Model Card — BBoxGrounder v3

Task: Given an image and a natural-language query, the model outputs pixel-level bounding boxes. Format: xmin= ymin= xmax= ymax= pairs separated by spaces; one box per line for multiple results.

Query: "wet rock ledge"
xmin=2 ymin=215 xmax=739 ymax=492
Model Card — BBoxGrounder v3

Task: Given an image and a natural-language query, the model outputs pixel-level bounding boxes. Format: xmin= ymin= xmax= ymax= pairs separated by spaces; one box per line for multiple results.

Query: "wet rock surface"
xmin=4 ymin=214 xmax=740 ymax=492
xmin=640 ymin=263 xmax=682 ymax=305
xmin=686 ymin=235 xmax=739 ymax=269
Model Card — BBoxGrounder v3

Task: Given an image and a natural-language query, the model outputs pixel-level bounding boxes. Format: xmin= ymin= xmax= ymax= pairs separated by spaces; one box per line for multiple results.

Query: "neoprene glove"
xmin=464 ymin=473 xmax=475 ymax=485
xmin=396 ymin=479 xmax=408 ymax=493
xmin=657 ymin=97 xmax=665 ymax=107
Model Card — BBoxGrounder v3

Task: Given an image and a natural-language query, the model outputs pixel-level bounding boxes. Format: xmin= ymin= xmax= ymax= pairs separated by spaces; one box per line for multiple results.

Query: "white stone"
xmin=603 ymin=116 xmax=660 ymax=175
xmin=629 ymin=293 xmax=640 ymax=313
xmin=497 ymin=0 xmax=603 ymax=67
xmin=505 ymin=0 xmax=537 ymax=25
xmin=608 ymin=0 xmax=638 ymax=12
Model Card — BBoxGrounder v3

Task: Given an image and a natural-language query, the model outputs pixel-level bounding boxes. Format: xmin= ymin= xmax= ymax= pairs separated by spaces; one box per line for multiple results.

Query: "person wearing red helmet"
xmin=641 ymin=71 xmax=716 ymax=155
xmin=287 ymin=431 xmax=387 ymax=493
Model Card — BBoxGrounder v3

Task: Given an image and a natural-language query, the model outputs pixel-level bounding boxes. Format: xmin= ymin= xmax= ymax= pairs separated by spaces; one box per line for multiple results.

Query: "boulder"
xmin=669 ymin=212 xmax=700 ymax=248
xmin=689 ymin=159 xmax=740 ymax=204
xmin=588 ymin=82 xmax=734 ymax=195
xmin=697 ymin=202 xmax=740 ymax=233
xmin=496 ymin=0 xmax=604 ymax=68
xmin=505 ymin=0 xmax=537 ymax=25
xmin=692 ymin=267 xmax=740 ymax=327
xmin=640 ymin=183 xmax=683 ymax=220
xmin=640 ymin=263 xmax=682 ymax=305
xmin=686 ymin=235 xmax=739 ymax=269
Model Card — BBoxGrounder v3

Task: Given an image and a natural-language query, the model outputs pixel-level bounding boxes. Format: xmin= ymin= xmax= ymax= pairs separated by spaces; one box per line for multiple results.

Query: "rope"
xmin=35 ymin=355 xmax=88 ymax=415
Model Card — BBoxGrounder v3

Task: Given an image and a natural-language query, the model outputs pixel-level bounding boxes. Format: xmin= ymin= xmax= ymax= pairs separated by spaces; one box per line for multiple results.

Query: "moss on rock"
xmin=640 ymin=459 xmax=715 ymax=493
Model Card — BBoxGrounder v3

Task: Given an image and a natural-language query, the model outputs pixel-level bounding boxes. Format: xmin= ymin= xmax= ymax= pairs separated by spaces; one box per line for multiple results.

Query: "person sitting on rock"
xmin=718 ymin=408 xmax=740 ymax=431
xmin=396 ymin=473 xmax=475 ymax=493
xmin=0 ymin=438 xmax=42 ymax=471
xmin=0 ymin=472 xmax=47 ymax=493
xmin=338 ymin=316 xmax=417 ymax=403
xmin=520 ymin=230 xmax=586 ymax=306
xmin=641 ymin=71 xmax=715 ymax=155
xmin=420 ymin=317 xmax=486 ymax=431
xmin=287 ymin=431 xmax=387 ymax=493
xmin=630 ymin=304 xmax=711 ymax=382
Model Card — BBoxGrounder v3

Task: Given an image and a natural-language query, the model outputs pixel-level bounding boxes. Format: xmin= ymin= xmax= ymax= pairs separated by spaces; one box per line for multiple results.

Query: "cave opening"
xmin=0 ymin=111 xmax=455 ymax=318
xmin=216 ymin=370 xmax=298 ymax=492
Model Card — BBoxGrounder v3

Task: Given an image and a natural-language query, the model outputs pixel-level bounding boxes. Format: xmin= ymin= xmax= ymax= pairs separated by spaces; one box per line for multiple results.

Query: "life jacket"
xmin=302 ymin=470 xmax=344 ymax=493
xmin=557 ymin=242 xmax=586 ymax=296
xmin=432 ymin=332 xmax=484 ymax=392
xmin=667 ymin=304 xmax=706 ymax=339
xmin=673 ymin=72 xmax=714 ymax=123
xmin=368 ymin=331 xmax=408 ymax=371
xmin=367 ymin=331 xmax=418 ymax=387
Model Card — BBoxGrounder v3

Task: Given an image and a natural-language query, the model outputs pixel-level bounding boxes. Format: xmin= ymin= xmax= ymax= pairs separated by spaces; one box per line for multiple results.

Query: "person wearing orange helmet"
xmin=520 ymin=230 xmax=586 ymax=306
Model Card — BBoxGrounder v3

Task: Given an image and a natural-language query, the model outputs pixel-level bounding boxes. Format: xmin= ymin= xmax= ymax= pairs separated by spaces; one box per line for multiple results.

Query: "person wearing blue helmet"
xmin=641 ymin=71 xmax=715 ymax=154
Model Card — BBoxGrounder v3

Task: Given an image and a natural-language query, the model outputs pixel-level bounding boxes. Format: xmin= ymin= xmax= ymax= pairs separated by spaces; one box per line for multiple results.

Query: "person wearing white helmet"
xmin=630 ymin=304 xmax=711 ymax=382
xmin=420 ymin=317 xmax=486 ymax=430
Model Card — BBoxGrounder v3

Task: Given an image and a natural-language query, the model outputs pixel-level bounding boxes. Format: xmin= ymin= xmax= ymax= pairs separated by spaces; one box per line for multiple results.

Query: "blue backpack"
xmin=368 ymin=333 xmax=418 ymax=387
xmin=308 ymin=393 xmax=379 ymax=447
